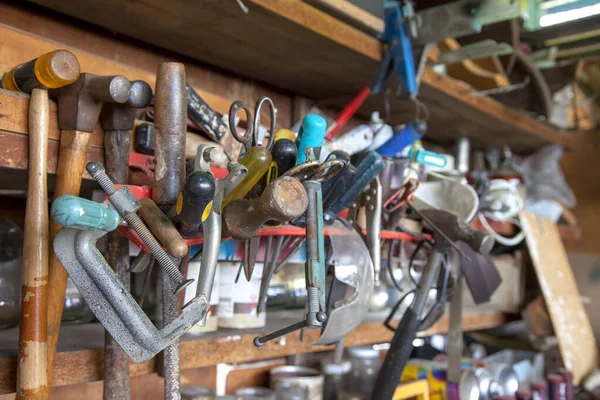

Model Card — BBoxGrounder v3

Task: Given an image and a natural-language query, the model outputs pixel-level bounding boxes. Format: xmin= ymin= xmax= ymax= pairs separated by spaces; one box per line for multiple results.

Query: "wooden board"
xmin=25 ymin=0 xmax=573 ymax=153
xmin=0 ymin=311 xmax=508 ymax=394
xmin=303 ymin=0 xmax=384 ymax=35
xmin=521 ymin=211 xmax=598 ymax=385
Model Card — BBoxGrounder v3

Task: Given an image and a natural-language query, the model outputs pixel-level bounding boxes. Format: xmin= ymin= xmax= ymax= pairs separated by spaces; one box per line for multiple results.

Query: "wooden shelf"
xmin=28 ymin=0 xmax=575 ymax=153
xmin=0 ymin=310 xmax=510 ymax=394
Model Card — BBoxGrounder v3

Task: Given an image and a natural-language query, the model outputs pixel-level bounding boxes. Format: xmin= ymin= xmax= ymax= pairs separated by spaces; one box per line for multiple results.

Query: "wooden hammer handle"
xmin=45 ymin=129 xmax=91 ymax=397
xmin=17 ymin=89 xmax=50 ymax=400
xmin=138 ymin=198 xmax=188 ymax=259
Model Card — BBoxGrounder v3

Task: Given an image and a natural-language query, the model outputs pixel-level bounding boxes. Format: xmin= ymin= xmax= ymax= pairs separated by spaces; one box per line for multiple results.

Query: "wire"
xmin=478 ymin=214 xmax=526 ymax=247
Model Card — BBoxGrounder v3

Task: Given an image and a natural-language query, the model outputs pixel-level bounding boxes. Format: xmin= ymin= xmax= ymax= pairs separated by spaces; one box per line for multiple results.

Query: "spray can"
xmin=547 ymin=374 xmax=565 ymax=400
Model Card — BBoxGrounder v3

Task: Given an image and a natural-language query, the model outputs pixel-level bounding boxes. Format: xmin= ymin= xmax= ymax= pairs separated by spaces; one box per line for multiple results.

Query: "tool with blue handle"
xmin=324 ymin=151 xmax=385 ymax=224
xmin=376 ymin=120 xmax=427 ymax=157
xmin=296 ymin=114 xmax=326 ymax=164
xmin=51 ymin=195 xmax=121 ymax=232
xmin=325 ymin=1 xmax=420 ymax=141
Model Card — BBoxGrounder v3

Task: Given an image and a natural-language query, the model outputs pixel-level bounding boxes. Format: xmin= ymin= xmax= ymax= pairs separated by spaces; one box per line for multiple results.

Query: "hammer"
xmin=371 ymin=209 xmax=494 ymax=400
xmin=2 ymin=50 xmax=80 ymax=400
xmin=222 ymin=176 xmax=308 ymax=240
xmin=45 ymin=73 xmax=131 ymax=394
xmin=100 ymin=80 xmax=152 ymax=400
xmin=153 ymin=62 xmax=187 ymax=400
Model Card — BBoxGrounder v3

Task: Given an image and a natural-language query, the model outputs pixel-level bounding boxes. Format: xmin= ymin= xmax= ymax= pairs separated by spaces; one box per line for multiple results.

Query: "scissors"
xmin=228 ymin=96 xmax=277 ymax=158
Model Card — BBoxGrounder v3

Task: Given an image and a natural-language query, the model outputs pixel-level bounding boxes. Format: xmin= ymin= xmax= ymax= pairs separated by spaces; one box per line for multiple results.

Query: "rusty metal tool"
xmin=86 ymin=162 xmax=192 ymax=293
xmin=51 ymin=225 xmax=208 ymax=364
xmin=100 ymin=79 xmax=152 ymax=400
xmin=254 ymin=153 xmax=341 ymax=347
xmin=371 ymin=209 xmax=494 ymax=400
xmin=186 ymin=83 xmax=228 ymax=143
xmin=46 ymin=73 xmax=131 ymax=394
xmin=152 ymin=62 xmax=187 ymax=400
xmin=223 ymin=175 xmax=308 ymax=281
xmin=193 ymin=144 xmax=247 ymax=327
xmin=222 ymin=176 xmax=308 ymax=241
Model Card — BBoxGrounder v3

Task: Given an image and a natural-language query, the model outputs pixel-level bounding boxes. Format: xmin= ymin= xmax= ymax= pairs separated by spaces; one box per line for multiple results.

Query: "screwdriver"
xmin=324 ymin=151 xmax=384 ymax=224
xmin=221 ymin=146 xmax=272 ymax=209
xmin=173 ymin=170 xmax=216 ymax=238
xmin=250 ymin=128 xmax=298 ymax=201
xmin=296 ymin=114 xmax=326 ymax=164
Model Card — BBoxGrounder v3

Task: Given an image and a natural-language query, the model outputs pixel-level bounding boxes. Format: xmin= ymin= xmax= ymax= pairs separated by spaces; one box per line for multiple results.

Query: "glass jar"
xmin=0 ymin=218 xmax=23 ymax=329
xmin=343 ymin=347 xmax=382 ymax=399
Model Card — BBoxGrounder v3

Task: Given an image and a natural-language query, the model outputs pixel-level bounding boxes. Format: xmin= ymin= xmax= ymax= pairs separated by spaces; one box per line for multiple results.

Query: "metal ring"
xmin=254 ymin=96 xmax=277 ymax=150
xmin=312 ymin=159 xmax=344 ymax=182
xmin=282 ymin=160 xmax=321 ymax=182
xmin=228 ymin=101 xmax=254 ymax=151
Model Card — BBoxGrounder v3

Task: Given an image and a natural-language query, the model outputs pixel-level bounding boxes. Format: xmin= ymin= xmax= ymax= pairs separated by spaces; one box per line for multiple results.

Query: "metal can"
xmin=516 ymin=390 xmax=533 ymax=400
xmin=474 ymin=367 xmax=503 ymax=400
xmin=270 ymin=366 xmax=324 ymax=400
xmin=180 ymin=385 xmax=215 ymax=400
xmin=235 ymin=387 xmax=275 ymax=400
xmin=401 ymin=359 xmax=480 ymax=400
xmin=486 ymin=363 xmax=519 ymax=397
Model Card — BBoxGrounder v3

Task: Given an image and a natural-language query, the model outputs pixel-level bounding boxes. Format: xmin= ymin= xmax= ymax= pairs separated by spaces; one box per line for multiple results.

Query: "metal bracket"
xmin=54 ymin=228 xmax=208 ymax=363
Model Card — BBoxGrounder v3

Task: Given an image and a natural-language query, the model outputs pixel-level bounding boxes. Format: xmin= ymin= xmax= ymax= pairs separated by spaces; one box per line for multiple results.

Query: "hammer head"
xmin=51 ymin=73 xmax=131 ymax=133
xmin=420 ymin=209 xmax=495 ymax=254
xmin=101 ymin=80 xmax=153 ymax=131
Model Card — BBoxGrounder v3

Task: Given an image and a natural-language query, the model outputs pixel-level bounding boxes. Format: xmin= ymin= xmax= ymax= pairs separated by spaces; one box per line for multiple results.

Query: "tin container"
xmin=180 ymin=385 xmax=215 ymax=400
xmin=516 ymin=390 xmax=533 ymax=400
xmin=401 ymin=359 xmax=480 ymax=400
xmin=474 ymin=367 xmax=503 ymax=400
xmin=235 ymin=387 xmax=275 ymax=400
xmin=486 ymin=363 xmax=519 ymax=397
xmin=270 ymin=366 xmax=324 ymax=400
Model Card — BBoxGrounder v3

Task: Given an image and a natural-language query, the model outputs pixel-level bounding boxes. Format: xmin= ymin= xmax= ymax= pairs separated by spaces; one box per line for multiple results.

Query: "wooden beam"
xmin=303 ymin=0 xmax=384 ymax=36
xmin=0 ymin=312 xmax=509 ymax=394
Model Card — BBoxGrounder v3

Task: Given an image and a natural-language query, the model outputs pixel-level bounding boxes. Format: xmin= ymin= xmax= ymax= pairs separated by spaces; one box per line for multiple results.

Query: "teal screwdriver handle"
xmin=325 ymin=151 xmax=384 ymax=222
xmin=409 ymin=147 xmax=447 ymax=169
xmin=296 ymin=114 xmax=326 ymax=164
xmin=51 ymin=195 xmax=120 ymax=232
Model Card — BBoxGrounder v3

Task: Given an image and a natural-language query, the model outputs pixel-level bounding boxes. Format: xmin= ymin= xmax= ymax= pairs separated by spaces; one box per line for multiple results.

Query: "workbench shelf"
xmin=25 ymin=0 xmax=575 ymax=154
xmin=0 ymin=310 xmax=511 ymax=394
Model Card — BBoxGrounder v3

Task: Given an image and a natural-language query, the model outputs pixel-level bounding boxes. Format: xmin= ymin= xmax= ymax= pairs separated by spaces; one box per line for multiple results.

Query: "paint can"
xmin=235 ymin=387 xmax=275 ymax=400
xmin=547 ymin=374 xmax=565 ymax=400
xmin=270 ymin=366 xmax=324 ymax=400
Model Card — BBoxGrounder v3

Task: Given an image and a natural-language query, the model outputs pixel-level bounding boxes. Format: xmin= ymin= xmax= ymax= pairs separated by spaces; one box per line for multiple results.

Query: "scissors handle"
xmin=228 ymin=100 xmax=254 ymax=153
xmin=254 ymin=96 xmax=277 ymax=150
